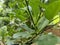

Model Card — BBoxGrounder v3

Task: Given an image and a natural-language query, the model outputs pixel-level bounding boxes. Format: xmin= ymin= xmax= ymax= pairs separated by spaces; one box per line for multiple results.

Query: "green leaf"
xmin=0 ymin=17 xmax=9 ymax=21
xmin=30 ymin=0 xmax=40 ymax=15
xmin=6 ymin=40 xmax=14 ymax=45
xmin=45 ymin=1 xmax=60 ymax=20
xmin=49 ymin=15 xmax=59 ymax=25
xmin=13 ymin=32 xmax=32 ymax=39
xmin=36 ymin=16 xmax=49 ymax=30
xmin=30 ymin=0 xmax=40 ymax=24
xmin=0 ymin=26 xmax=8 ymax=40
xmin=20 ymin=24 xmax=35 ymax=33
xmin=34 ymin=34 xmax=57 ymax=45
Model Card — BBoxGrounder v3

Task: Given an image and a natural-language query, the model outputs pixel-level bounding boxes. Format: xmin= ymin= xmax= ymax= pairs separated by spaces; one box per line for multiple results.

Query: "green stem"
xmin=25 ymin=28 xmax=47 ymax=45
xmin=25 ymin=0 xmax=36 ymax=29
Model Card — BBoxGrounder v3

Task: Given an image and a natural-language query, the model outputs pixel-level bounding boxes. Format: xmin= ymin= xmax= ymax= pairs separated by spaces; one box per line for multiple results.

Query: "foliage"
xmin=0 ymin=0 xmax=60 ymax=45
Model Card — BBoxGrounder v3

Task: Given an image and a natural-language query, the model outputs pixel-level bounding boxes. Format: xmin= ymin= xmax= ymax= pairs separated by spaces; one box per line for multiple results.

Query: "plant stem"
xmin=25 ymin=0 xmax=35 ymax=29
xmin=25 ymin=28 xmax=47 ymax=45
